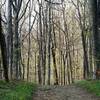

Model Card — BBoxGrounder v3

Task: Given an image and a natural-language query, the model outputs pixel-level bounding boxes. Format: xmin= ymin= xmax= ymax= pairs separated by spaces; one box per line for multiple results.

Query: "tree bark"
xmin=0 ymin=13 xmax=9 ymax=82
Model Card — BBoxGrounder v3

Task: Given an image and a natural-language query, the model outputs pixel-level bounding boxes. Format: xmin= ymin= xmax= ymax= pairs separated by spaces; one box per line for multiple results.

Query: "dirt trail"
xmin=33 ymin=85 xmax=100 ymax=100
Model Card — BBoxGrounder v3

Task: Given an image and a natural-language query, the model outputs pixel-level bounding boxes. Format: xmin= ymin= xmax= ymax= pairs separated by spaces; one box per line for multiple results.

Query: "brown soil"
xmin=33 ymin=85 xmax=100 ymax=100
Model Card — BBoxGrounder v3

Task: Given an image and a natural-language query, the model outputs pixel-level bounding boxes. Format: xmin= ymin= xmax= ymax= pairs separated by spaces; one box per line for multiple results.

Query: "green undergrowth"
xmin=0 ymin=80 xmax=37 ymax=100
xmin=76 ymin=80 xmax=100 ymax=97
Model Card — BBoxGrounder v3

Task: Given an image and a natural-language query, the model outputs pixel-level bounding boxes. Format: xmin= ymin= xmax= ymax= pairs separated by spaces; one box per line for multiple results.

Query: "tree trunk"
xmin=0 ymin=14 xmax=9 ymax=82
xmin=92 ymin=0 xmax=100 ymax=79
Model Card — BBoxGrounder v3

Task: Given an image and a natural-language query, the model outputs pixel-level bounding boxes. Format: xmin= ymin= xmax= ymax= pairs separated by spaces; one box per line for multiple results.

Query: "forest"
xmin=0 ymin=0 xmax=100 ymax=100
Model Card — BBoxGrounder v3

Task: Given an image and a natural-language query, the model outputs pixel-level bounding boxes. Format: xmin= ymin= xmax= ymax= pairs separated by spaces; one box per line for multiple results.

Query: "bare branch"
xmin=18 ymin=0 xmax=30 ymax=22
xmin=22 ymin=13 xmax=38 ymax=42
xmin=44 ymin=0 xmax=62 ymax=5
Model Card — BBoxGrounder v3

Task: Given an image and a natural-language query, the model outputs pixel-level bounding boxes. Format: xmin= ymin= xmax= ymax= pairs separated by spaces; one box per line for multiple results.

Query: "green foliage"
xmin=76 ymin=80 xmax=100 ymax=96
xmin=0 ymin=81 xmax=37 ymax=100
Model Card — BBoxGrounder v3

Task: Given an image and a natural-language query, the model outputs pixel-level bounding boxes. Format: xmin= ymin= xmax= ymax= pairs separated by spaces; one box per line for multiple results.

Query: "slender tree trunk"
xmin=27 ymin=1 xmax=31 ymax=82
xmin=34 ymin=52 xmax=37 ymax=83
xmin=52 ymin=47 xmax=59 ymax=85
xmin=7 ymin=0 xmax=13 ymax=79
xmin=14 ymin=14 xmax=20 ymax=79
xmin=48 ymin=1 xmax=51 ymax=85
xmin=37 ymin=4 xmax=43 ymax=84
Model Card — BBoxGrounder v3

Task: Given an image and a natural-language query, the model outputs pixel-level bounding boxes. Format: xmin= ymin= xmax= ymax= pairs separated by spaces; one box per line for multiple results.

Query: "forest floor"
xmin=33 ymin=85 xmax=100 ymax=100
xmin=0 ymin=81 xmax=37 ymax=100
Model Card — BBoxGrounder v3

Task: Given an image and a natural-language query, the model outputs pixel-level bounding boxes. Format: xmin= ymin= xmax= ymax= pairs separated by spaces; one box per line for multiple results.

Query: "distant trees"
xmin=35 ymin=0 xmax=92 ymax=84
xmin=1 ymin=0 xmax=100 ymax=84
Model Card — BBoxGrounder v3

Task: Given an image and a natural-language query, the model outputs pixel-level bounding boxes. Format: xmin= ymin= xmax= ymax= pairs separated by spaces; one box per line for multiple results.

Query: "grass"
xmin=0 ymin=80 xmax=37 ymax=100
xmin=76 ymin=80 xmax=100 ymax=97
